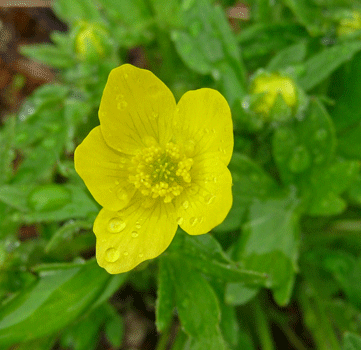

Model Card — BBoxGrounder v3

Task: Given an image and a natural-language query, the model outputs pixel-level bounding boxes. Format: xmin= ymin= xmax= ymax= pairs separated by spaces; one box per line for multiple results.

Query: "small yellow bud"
xmin=337 ymin=10 xmax=361 ymax=37
xmin=251 ymin=73 xmax=297 ymax=116
xmin=75 ymin=21 xmax=110 ymax=61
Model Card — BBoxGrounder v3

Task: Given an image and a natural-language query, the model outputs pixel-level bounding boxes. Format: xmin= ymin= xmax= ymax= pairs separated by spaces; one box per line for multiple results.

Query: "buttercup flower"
xmin=74 ymin=64 xmax=233 ymax=274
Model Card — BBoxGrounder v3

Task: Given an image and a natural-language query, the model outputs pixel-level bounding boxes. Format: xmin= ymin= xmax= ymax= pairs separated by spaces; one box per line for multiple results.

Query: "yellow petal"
xmin=94 ymin=198 xmax=178 ymax=274
xmin=74 ymin=126 xmax=135 ymax=211
xmin=99 ymin=64 xmax=177 ymax=154
xmin=173 ymin=88 xmax=233 ymax=165
xmin=175 ymin=158 xmax=233 ymax=235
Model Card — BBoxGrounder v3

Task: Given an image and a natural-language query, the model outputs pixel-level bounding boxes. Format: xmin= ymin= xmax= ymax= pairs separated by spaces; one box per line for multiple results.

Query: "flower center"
xmin=128 ymin=142 xmax=193 ymax=203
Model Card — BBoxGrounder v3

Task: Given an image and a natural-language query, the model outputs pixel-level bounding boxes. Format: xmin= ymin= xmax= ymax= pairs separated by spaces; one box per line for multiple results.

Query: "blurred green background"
xmin=1 ymin=0 xmax=361 ymax=349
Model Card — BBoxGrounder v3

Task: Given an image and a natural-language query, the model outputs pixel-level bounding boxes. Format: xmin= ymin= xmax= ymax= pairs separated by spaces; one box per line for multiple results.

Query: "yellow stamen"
xmin=128 ymin=142 xmax=193 ymax=203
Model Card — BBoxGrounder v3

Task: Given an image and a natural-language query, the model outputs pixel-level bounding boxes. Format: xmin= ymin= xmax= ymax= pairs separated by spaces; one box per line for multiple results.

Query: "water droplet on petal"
xmin=182 ymin=201 xmax=189 ymax=209
xmin=105 ymin=248 xmax=120 ymax=262
xmin=108 ymin=218 xmax=126 ymax=233
xmin=150 ymin=111 xmax=158 ymax=119
xmin=115 ymin=180 xmax=120 ymax=185
xmin=143 ymin=135 xmax=157 ymax=147
xmin=138 ymin=253 xmax=144 ymax=258
xmin=123 ymin=251 xmax=129 ymax=256
xmin=204 ymin=194 xmax=215 ymax=204
xmin=117 ymin=100 xmax=128 ymax=110
xmin=135 ymin=222 xmax=141 ymax=229
xmin=184 ymin=140 xmax=195 ymax=156
xmin=188 ymin=184 xmax=199 ymax=196
xmin=116 ymin=189 xmax=130 ymax=204
xmin=177 ymin=217 xmax=184 ymax=225
xmin=131 ymin=231 xmax=138 ymax=238
xmin=190 ymin=217 xmax=198 ymax=226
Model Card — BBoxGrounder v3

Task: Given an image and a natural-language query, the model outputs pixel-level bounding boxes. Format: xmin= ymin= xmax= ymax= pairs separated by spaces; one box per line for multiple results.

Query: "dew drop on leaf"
xmin=288 ymin=145 xmax=311 ymax=173
xmin=315 ymin=129 xmax=327 ymax=141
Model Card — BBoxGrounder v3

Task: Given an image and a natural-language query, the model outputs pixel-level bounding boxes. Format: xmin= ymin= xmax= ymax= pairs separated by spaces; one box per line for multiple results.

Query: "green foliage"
xmin=2 ymin=0 xmax=361 ymax=349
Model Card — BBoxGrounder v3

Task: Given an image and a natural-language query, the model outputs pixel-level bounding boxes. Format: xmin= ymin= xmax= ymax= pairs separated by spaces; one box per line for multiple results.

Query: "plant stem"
xmin=253 ymin=298 xmax=275 ymax=350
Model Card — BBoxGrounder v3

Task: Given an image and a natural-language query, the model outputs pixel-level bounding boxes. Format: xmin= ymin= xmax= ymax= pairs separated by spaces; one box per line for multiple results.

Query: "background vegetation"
xmin=1 ymin=0 xmax=361 ymax=349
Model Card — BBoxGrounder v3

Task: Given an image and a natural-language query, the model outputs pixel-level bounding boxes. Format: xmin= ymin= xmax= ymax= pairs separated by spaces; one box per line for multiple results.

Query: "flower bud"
xmin=251 ymin=73 xmax=297 ymax=117
xmin=75 ymin=21 xmax=111 ymax=61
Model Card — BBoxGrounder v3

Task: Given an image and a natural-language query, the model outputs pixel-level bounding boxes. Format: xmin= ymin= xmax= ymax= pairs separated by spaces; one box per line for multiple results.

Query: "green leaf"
xmin=104 ymin=304 xmax=124 ymax=349
xmin=331 ymin=51 xmax=361 ymax=133
xmin=45 ymin=220 xmax=92 ymax=253
xmin=322 ymin=251 xmax=361 ymax=309
xmin=14 ymin=336 xmax=57 ymax=350
xmin=172 ymin=233 xmax=269 ymax=286
xmin=172 ymin=0 xmax=246 ymax=103
xmin=60 ymin=305 xmax=106 ymax=350
xmin=267 ymin=40 xmax=308 ymax=71
xmin=28 ymin=184 xmax=72 ymax=212
xmin=234 ymin=190 xmax=300 ymax=305
xmin=215 ymin=152 xmax=278 ymax=232
xmin=338 ymin=124 xmax=361 ymax=159
xmin=348 ymin=173 xmax=361 ymax=207
xmin=53 ymin=0 xmax=102 ymax=24
xmin=0 ymin=259 xmax=111 ymax=347
xmin=0 ymin=184 xmax=33 ymax=212
xmin=97 ymin=0 xmax=151 ymax=26
xmin=238 ymin=23 xmax=307 ymax=66
xmin=0 ymin=116 xmax=16 ymax=184
xmin=273 ymin=98 xmax=336 ymax=185
xmin=219 ymin=302 xmax=240 ymax=349
xmin=23 ymin=185 xmax=98 ymax=223
xmin=298 ymin=41 xmax=361 ymax=91
xmin=282 ymin=0 xmax=323 ymax=36
xmin=225 ymin=283 xmax=259 ymax=306
xmin=156 ymin=258 xmax=175 ymax=332
xmin=343 ymin=332 xmax=361 ymax=350
xmin=20 ymin=44 xmax=75 ymax=69
xmin=169 ymin=259 xmax=226 ymax=350
xmin=306 ymin=159 xmax=360 ymax=216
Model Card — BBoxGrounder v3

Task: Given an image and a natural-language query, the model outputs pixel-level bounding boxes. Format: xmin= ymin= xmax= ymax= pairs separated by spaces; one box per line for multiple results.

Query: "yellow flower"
xmin=74 ymin=64 xmax=233 ymax=274
xmin=251 ymin=73 xmax=297 ymax=116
